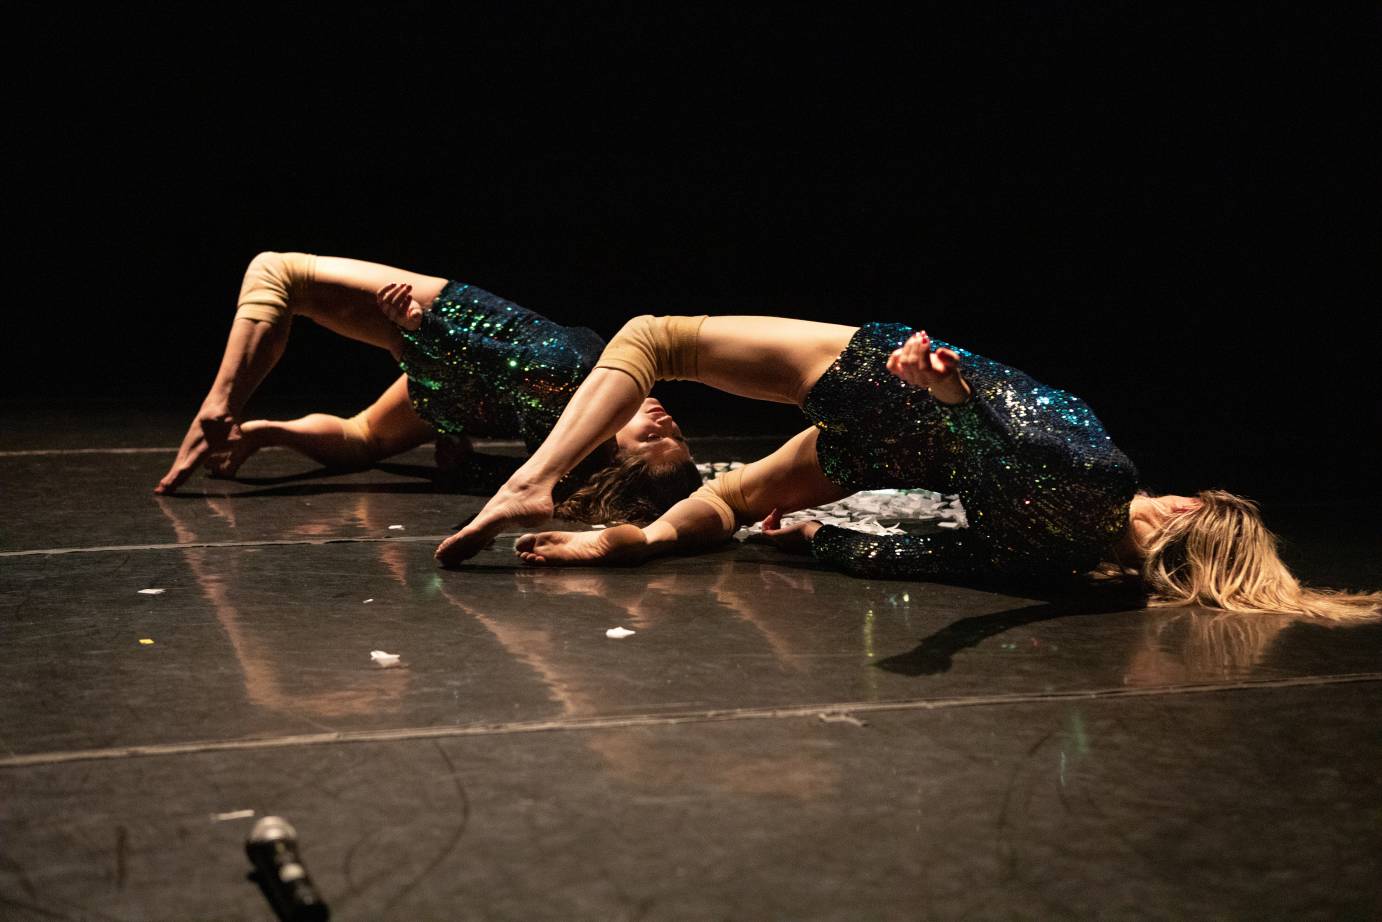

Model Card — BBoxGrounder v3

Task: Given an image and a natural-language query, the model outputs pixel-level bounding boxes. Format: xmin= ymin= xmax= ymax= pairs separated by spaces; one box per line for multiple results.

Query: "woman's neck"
xmin=1107 ymin=497 xmax=1150 ymax=570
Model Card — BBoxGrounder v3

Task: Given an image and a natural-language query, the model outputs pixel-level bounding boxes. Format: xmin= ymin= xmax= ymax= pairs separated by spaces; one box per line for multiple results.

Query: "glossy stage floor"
xmin=2 ymin=404 xmax=1380 ymax=920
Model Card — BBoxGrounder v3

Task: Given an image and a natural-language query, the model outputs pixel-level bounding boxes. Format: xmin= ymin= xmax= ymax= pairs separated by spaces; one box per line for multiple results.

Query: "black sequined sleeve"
xmin=932 ymin=388 xmax=1009 ymax=441
xmin=810 ymin=524 xmax=996 ymax=580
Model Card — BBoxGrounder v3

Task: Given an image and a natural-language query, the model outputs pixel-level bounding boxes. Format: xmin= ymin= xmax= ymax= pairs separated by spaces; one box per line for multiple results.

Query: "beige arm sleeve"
xmin=688 ymin=467 xmax=751 ymax=532
xmin=234 ymin=252 xmax=319 ymax=325
xmin=594 ymin=315 xmax=709 ymax=394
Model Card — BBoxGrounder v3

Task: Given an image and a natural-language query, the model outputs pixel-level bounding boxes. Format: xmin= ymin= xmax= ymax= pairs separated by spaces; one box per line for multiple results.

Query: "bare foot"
xmin=435 ymin=483 xmax=556 ymax=566
xmin=156 ymin=408 xmax=237 ymax=494
xmin=514 ymin=525 xmax=648 ymax=566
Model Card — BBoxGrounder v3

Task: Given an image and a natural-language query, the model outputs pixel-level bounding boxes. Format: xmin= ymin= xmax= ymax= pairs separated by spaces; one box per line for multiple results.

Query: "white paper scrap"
xmin=818 ymin=712 xmax=867 ymax=727
xmin=605 ymin=627 xmax=636 ymax=639
xmin=138 ymin=588 xmax=166 ymax=595
xmin=388 ymin=525 xmax=405 ymax=530
xmin=370 ymin=650 xmax=402 ymax=667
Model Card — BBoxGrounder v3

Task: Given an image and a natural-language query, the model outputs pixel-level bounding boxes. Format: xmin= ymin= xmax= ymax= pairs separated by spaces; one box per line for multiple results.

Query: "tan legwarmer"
xmin=595 ymin=315 xmax=708 ymax=394
xmin=689 ymin=467 xmax=750 ymax=531
xmin=234 ymin=252 xmax=319 ymax=325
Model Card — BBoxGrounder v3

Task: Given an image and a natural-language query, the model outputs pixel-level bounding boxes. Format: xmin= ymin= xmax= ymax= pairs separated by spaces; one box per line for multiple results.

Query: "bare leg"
xmin=208 ymin=374 xmax=438 ymax=475
xmin=156 ymin=254 xmax=448 ymax=493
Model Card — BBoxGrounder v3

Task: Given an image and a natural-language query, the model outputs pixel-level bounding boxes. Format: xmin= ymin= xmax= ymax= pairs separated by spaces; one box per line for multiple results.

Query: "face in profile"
xmin=1130 ymin=492 xmax=1202 ymax=549
xmin=613 ymin=398 xmax=692 ymax=466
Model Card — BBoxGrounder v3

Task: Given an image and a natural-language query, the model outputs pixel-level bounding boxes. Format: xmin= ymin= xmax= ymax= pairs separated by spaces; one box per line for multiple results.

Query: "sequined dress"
xmin=399 ymin=282 xmax=606 ymax=450
xmin=802 ymin=323 xmax=1139 ymax=580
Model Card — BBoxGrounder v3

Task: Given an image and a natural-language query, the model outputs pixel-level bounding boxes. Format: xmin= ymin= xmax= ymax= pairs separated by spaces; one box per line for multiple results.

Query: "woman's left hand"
xmin=761 ymin=509 xmax=822 ymax=554
xmin=377 ymin=283 xmax=424 ymax=330
xmin=886 ymin=330 xmax=970 ymax=404
xmin=514 ymin=524 xmax=648 ymax=566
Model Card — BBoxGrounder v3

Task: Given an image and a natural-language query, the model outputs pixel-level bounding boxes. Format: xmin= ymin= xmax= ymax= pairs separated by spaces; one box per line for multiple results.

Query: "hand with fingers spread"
xmin=885 ymin=330 xmax=971 ymax=405
xmin=377 ymin=283 xmax=424 ymax=331
xmin=760 ymin=508 xmax=822 ymax=554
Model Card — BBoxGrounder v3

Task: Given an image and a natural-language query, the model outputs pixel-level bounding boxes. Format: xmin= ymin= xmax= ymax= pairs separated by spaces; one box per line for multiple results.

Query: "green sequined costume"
xmin=399 ymin=282 xmax=605 ymax=451
xmin=803 ymin=323 xmax=1139 ymax=581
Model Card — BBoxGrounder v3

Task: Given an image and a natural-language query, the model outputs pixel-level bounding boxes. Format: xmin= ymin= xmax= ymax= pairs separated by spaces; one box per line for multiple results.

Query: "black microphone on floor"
xmin=246 ymin=816 xmax=330 ymax=922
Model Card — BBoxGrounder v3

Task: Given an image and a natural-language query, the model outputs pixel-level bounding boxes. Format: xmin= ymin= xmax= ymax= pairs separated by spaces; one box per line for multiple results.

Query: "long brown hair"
xmin=555 ymin=451 xmax=703 ymax=526
xmin=1138 ymin=489 xmax=1382 ymax=622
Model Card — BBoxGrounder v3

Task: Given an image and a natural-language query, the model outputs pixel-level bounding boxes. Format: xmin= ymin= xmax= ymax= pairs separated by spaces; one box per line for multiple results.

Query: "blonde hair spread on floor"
xmin=1138 ymin=489 xmax=1382 ymax=623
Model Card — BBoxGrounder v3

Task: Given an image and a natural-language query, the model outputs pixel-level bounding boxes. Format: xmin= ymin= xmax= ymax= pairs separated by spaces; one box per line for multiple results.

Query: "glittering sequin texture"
xmin=400 ymin=282 xmax=605 ymax=450
xmin=803 ymin=323 xmax=1138 ymax=580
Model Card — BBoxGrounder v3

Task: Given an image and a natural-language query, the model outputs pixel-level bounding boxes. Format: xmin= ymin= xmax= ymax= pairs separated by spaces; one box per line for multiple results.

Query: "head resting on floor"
xmin=1126 ymin=489 xmax=1381 ymax=623
xmin=554 ymin=397 xmax=700 ymax=526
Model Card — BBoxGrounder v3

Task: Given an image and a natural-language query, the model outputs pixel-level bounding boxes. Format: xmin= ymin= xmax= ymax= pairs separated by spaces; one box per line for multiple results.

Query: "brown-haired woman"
xmin=155 ymin=254 xmax=701 ymax=524
xmin=441 ymin=315 xmax=1379 ymax=623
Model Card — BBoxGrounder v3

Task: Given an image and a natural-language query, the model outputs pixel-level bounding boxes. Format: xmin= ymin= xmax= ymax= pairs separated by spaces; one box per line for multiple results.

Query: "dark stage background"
xmin=8 ymin=4 xmax=1380 ymax=501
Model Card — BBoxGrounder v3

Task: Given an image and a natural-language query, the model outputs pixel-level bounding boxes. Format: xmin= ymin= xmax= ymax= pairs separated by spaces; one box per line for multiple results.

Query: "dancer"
xmin=156 ymin=254 xmax=700 ymax=523
xmin=446 ymin=315 xmax=1380 ymax=621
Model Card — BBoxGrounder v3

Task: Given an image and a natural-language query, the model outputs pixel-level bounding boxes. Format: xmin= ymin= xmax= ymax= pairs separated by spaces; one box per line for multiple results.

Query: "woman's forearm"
xmin=641 ymin=497 xmax=737 ymax=556
xmin=510 ymin=368 xmax=646 ymax=486
xmin=208 ymin=318 xmax=291 ymax=417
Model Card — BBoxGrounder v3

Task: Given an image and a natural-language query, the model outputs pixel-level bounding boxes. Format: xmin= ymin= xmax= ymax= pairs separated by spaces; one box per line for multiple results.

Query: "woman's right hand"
xmin=760 ymin=508 xmax=822 ymax=555
xmin=376 ymin=283 xmax=424 ymax=330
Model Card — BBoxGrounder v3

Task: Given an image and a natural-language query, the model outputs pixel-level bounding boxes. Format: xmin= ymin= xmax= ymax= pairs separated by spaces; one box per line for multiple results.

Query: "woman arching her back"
xmin=441 ymin=314 xmax=1381 ymax=624
xmin=155 ymin=253 xmax=700 ymax=526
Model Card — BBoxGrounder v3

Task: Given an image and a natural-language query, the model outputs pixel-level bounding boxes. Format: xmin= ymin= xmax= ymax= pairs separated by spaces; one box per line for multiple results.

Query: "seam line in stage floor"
xmin=0 ymin=442 xmax=519 ymax=458
xmin=0 ymin=535 xmax=458 ymax=557
xmin=0 ymin=435 xmax=778 ymax=458
xmin=4 ymin=672 xmax=1377 ymax=770
xmin=0 ymin=447 xmax=180 ymax=456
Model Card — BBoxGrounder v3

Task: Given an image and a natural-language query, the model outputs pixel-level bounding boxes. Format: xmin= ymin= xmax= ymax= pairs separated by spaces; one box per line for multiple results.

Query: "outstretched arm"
xmin=157 ymin=316 xmax=291 ymax=494
xmin=514 ymin=494 xmax=735 ymax=566
xmin=513 ymin=427 xmax=846 ymax=567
